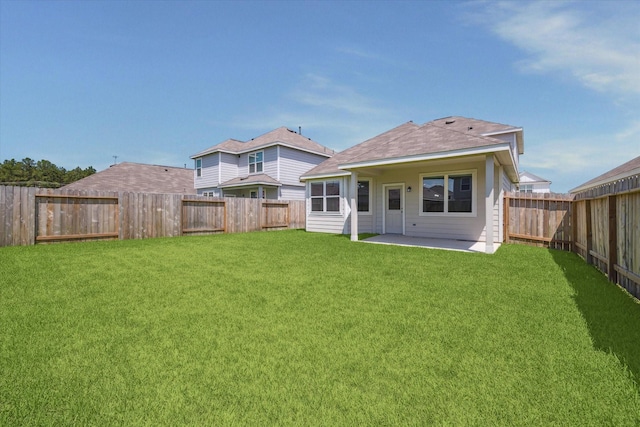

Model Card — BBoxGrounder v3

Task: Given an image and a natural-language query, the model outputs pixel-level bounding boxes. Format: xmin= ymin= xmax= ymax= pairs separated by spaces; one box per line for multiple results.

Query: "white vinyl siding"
xmin=279 ymin=146 xmax=329 ymax=186
xmin=263 ymin=147 xmax=278 ymax=178
xmin=373 ymin=161 xmax=488 ymax=241
xmin=220 ymin=152 xmax=239 ymax=183
xmin=280 ymin=185 xmax=306 ymax=201
xmin=194 ymin=154 xmax=220 ymax=190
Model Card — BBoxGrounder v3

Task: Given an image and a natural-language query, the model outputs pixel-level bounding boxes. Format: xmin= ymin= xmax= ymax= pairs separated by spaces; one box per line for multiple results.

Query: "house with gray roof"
xmin=300 ymin=116 xmax=524 ymax=254
xmin=191 ymin=127 xmax=335 ymax=200
xmin=62 ymin=162 xmax=196 ymax=194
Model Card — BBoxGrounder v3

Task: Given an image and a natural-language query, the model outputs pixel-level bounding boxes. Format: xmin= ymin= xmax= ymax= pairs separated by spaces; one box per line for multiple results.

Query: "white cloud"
xmin=468 ymin=1 xmax=640 ymax=97
xmin=227 ymin=73 xmax=401 ymax=151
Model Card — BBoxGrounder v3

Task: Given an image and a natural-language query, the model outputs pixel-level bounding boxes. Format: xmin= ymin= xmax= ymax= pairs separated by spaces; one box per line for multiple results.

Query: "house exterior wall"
xmin=280 ymin=185 xmax=306 ymax=201
xmin=220 ymin=153 xmax=239 ymax=184
xmin=306 ymin=157 xmax=508 ymax=244
xmin=194 ymin=153 xmax=220 ymax=190
xmin=263 ymin=146 xmax=278 ymax=178
xmin=279 ymin=147 xmax=328 ymax=187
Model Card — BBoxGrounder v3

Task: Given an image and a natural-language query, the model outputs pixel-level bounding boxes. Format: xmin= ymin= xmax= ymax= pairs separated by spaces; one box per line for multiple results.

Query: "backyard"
xmin=1 ymin=230 xmax=639 ymax=425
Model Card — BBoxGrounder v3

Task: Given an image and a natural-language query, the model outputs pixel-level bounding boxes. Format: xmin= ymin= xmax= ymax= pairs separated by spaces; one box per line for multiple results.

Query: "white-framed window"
xmin=310 ymin=180 xmax=341 ymax=213
xmin=520 ymin=184 xmax=533 ymax=193
xmin=195 ymin=158 xmax=202 ymax=177
xmin=357 ymin=179 xmax=371 ymax=213
xmin=202 ymin=191 xmax=215 ymax=197
xmin=420 ymin=170 xmax=476 ymax=216
xmin=249 ymin=151 xmax=263 ymax=174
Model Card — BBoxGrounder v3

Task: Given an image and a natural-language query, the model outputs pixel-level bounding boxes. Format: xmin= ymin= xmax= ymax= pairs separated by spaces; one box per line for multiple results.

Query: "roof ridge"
xmin=426 ymin=121 xmax=508 ymax=145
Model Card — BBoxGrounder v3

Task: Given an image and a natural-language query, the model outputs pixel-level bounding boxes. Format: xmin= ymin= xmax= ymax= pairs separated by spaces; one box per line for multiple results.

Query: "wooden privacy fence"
xmin=0 ymin=186 xmax=306 ymax=247
xmin=504 ymin=189 xmax=639 ymax=300
xmin=504 ymin=192 xmax=574 ymax=251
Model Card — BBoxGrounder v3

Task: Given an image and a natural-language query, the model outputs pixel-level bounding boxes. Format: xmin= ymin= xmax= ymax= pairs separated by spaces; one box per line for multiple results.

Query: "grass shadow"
xmin=549 ymin=248 xmax=640 ymax=388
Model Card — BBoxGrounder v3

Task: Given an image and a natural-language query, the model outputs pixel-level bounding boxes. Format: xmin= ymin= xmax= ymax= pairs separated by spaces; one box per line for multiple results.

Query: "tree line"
xmin=0 ymin=158 xmax=96 ymax=188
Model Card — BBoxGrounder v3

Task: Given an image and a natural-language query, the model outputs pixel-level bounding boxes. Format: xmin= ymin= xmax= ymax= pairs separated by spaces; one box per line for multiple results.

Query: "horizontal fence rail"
xmin=0 ymin=186 xmax=306 ymax=247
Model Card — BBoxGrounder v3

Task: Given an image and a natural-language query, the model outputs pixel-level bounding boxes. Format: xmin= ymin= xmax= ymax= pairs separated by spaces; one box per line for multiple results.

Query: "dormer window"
xmin=249 ymin=151 xmax=263 ymax=174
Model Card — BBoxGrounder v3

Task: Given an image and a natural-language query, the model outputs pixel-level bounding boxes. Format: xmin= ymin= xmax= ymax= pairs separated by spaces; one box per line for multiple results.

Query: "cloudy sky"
xmin=1 ymin=0 xmax=638 ymax=192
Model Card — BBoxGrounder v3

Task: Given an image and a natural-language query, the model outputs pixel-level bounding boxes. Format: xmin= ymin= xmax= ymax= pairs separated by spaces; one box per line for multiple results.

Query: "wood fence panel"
xmin=182 ymin=198 xmax=225 ymax=234
xmin=1 ymin=186 xmax=306 ymax=246
xmin=504 ymin=192 xmax=573 ymax=250
xmin=574 ymin=200 xmax=587 ymax=259
xmin=261 ymin=202 xmax=289 ymax=229
xmin=590 ymin=197 xmax=609 ymax=273
xmin=616 ymin=192 xmax=640 ymax=298
xmin=34 ymin=190 xmax=119 ymax=243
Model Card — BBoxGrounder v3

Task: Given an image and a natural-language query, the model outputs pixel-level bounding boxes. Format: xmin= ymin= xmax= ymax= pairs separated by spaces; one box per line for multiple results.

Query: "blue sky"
xmin=1 ymin=0 xmax=638 ymax=192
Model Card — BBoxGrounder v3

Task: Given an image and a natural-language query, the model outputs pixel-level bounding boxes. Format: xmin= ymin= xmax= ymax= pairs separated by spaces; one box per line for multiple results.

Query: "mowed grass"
xmin=1 ymin=231 xmax=639 ymax=425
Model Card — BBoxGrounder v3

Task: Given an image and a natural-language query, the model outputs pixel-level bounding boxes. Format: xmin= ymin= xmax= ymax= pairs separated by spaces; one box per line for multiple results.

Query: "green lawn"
xmin=1 ymin=230 xmax=639 ymax=425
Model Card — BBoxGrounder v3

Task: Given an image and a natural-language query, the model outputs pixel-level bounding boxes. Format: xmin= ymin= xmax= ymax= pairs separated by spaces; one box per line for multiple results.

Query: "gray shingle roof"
xmin=570 ymin=155 xmax=640 ymax=193
xmin=191 ymin=127 xmax=335 ymax=158
xmin=302 ymin=117 xmax=522 ymax=179
xmin=61 ymin=162 xmax=196 ymax=194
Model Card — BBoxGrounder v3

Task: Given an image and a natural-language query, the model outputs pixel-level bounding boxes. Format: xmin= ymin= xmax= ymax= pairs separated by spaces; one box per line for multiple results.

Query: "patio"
xmin=361 ymin=234 xmax=500 ymax=254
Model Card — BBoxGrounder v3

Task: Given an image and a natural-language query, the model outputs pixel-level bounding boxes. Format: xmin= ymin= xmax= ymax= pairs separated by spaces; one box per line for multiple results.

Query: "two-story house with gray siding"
xmin=191 ymin=127 xmax=335 ymax=200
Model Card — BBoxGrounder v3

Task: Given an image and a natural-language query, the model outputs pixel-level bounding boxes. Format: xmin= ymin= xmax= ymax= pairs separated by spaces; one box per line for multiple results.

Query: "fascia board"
xmin=337 ymin=144 xmax=512 ymax=170
xmin=190 ymin=149 xmax=236 ymax=159
xmin=299 ymin=171 xmax=351 ymax=181
xmin=219 ymin=181 xmax=283 ymax=189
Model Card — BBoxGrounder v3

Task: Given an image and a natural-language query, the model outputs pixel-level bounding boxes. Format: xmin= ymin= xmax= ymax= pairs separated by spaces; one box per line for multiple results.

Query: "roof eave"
xmin=300 ymin=171 xmax=351 ymax=181
xmin=218 ymin=181 xmax=283 ymax=189
xmin=570 ymin=167 xmax=640 ymax=194
xmin=337 ymin=143 xmax=513 ymax=170
xmin=191 ymin=141 xmax=334 ymax=159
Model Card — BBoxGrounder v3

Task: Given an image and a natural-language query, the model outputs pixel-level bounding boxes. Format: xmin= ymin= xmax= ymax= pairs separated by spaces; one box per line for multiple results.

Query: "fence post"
xmin=585 ymin=199 xmax=592 ymax=265
xmin=503 ymin=193 xmax=510 ymax=243
xmin=608 ymin=195 xmax=617 ymax=283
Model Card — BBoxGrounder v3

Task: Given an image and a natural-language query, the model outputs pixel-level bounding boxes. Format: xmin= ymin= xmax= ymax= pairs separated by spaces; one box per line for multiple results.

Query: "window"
xmin=520 ymin=184 xmax=533 ymax=193
xmin=195 ymin=158 xmax=202 ymax=177
xmin=357 ymin=180 xmax=370 ymax=213
xmin=420 ymin=171 xmax=475 ymax=216
xmin=250 ymin=190 xmax=258 ymax=199
xmin=249 ymin=151 xmax=263 ymax=174
xmin=310 ymin=180 xmax=340 ymax=212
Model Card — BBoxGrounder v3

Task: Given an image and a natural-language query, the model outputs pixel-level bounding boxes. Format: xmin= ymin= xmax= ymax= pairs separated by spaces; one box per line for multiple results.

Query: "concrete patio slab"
xmin=361 ymin=234 xmax=500 ymax=254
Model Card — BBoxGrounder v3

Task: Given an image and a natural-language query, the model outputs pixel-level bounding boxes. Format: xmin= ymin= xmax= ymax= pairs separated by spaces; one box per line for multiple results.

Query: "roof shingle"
xmin=61 ymin=162 xmax=196 ymax=194
xmin=192 ymin=127 xmax=335 ymax=158
xmin=302 ymin=117 xmax=522 ymax=178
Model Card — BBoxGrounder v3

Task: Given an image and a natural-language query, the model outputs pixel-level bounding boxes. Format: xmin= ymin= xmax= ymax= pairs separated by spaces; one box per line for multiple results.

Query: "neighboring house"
xmin=518 ymin=171 xmax=551 ymax=193
xmin=191 ymin=127 xmax=335 ymax=200
xmin=61 ymin=162 xmax=196 ymax=194
xmin=300 ymin=116 xmax=524 ymax=254
xmin=570 ymin=155 xmax=640 ymax=195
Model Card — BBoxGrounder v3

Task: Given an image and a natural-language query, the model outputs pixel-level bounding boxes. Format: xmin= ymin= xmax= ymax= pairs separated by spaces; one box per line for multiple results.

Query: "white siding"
xmin=194 ymin=153 xmax=220 ymax=190
xmin=280 ymin=185 xmax=305 ymax=201
xmin=220 ymin=153 xmax=239 ymax=183
xmin=279 ymin=147 xmax=329 ymax=186
xmin=305 ymin=177 xmax=349 ymax=234
xmin=263 ymin=147 xmax=278 ymax=178
xmin=306 ymin=160 xmax=501 ymax=242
